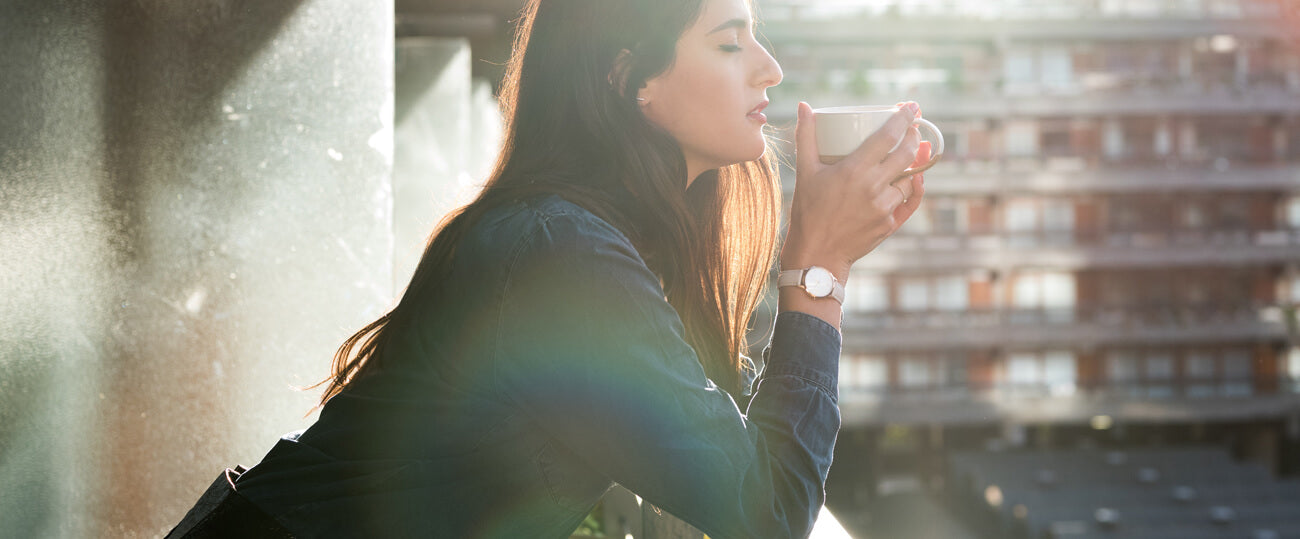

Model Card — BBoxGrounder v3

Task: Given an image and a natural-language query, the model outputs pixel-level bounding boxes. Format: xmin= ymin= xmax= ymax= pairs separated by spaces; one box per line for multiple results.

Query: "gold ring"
xmin=892 ymin=183 xmax=908 ymax=204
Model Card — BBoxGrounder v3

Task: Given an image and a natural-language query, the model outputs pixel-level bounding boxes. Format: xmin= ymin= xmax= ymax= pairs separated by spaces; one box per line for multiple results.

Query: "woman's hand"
xmin=781 ymin=101 xmax=929 ymax=285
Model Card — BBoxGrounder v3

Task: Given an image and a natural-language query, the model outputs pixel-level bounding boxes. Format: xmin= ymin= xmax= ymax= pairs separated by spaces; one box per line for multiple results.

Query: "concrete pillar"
xmin=393 ymin=37 xmax=473 ymax=289
xmin=0 ymin=2 xmax=112 ymax=535
xmin=1 ymin=0 xmax=395 ymax=535
xmin=391 ymin=37 xmax=502 ymax=288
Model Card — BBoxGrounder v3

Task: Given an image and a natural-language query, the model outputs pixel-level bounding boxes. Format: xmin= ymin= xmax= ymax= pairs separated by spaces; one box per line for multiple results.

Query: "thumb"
xmin=795 ymin=102 xmax=820 ymax=174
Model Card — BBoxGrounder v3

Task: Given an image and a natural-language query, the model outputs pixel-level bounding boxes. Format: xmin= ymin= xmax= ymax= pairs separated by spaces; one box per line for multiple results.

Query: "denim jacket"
xmin=234 ymin=194 xmax=842 ymax=538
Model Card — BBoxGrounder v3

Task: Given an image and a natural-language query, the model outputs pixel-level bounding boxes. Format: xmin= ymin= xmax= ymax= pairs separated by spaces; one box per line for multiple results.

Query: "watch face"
xmin=804 ymin=267 xmax=835 ymax=297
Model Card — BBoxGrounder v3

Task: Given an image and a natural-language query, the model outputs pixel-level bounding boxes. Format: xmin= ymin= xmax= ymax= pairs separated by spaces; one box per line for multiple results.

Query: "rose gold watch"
xmin=777 ymin=266 xmax=845 ymax=305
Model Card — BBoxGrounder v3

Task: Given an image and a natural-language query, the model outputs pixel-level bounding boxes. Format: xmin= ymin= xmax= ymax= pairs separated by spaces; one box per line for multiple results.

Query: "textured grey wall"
xmin=0 ymin=0 xmax=395 ymax=536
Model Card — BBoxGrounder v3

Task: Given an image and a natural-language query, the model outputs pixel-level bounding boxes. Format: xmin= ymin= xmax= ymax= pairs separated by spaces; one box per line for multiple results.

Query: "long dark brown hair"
xmin=315 ymin=0 xmax=781 ymax=402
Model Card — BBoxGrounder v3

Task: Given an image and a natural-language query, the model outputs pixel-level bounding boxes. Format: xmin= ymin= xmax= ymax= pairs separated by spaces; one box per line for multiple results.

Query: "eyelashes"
xmin=719 ymin=44 xmax=742 ymax=52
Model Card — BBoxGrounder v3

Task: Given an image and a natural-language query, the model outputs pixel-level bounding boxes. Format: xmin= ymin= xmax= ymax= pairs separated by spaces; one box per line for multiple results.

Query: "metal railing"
xmin=842 ymin=303 xmax=1282 ymax=331
xmin=759 ymin=0 xmax=1288 ymax=22
xmin=840 ymin=376 xmax=1300 ymax=401
xmin=881 ymin=228 xmax=1300 ymax=252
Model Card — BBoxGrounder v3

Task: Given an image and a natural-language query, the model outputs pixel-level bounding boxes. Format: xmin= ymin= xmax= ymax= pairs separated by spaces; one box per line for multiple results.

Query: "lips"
xmin=747 ymin=100 xmax=769 ymax=123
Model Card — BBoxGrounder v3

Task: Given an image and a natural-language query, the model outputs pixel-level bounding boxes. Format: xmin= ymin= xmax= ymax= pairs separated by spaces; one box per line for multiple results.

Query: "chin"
xmin=743 ymin=139 xmax=769 ymax=163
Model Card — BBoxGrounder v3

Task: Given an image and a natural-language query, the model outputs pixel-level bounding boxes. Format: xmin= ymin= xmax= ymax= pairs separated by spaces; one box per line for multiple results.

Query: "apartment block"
xmin=759 ymin=1 xmax=1300 ymax=532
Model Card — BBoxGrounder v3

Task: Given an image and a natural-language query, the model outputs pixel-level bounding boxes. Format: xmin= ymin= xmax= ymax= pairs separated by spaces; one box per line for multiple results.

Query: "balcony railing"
xmin=844 ymin=303 xmax=1278 ymax=331
xmin=837 ymin=375 xmax=1300 ymax=424
xmin=852 ymin=227 xmax=1300 ymax=271
xmin=839 ymin=303 xmax=1290 ymax=349
xmin=840 ymin=376 xmax=1299 ymax=403
xmin=769 ymin=85 xmax=1300 ymax=121
xmin=760 ymin=0 xmax=1289 ymax=22
xmin=882 ymin=228 xmax=1300 ymax=252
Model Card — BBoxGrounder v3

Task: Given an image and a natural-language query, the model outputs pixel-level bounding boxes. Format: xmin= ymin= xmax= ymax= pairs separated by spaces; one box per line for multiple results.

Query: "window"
xmin=895 ymin=275 xmax=970 ymax=312
xmin=1144 ymin=352 xmax=1174 ymax=399
xmin=931 ymin=198 xmax=965 ymax=235
xmin=1155 ymin=120 xmax=1172 ymax=156
xmin=1013 ymin=271 xmax=1076 ymax=323
xmin=845 ymin=275 xmax=888 ymax=313
xmin=1222 ymin=349 xmax=1253 ymax=396
xmin=1043 ymin=200 xmax=1075 ymax=246
xmin=1107 ymin=352 xmax=1138 ymax=380
xmin=1044 ymin=351 xmax=1078 ymax=396
xmin=899 ymin=277 xmax=930 ymax=312
xmin=1185 ymin=351 xmax=1217 ymax=398
xmin=1043 ymin=201 xmax=1075 ymax=232
xmin=1040 ymin=48 xmax=1074 ymax=92
xmin=1005 ymin=351 xmax=1076 ymax=396
xmin=1007 ymin=353 xmax=1040 ymax=386
xmin=893 ymin=354 xmax=969 ymax=397
xmin=1107 ymin=351 xmax=1140 ymax=397
xmin=1006 ymin=120 xmax=1040 ymax=156
xmin=1006 ymin=199 xmax=1039 ymax=247
xmin=841 ymin=354 xmax=888 ymax=399
xmin=1004 ymin=50 xmax=1036 ymax=94
xmin=934 ymin=276 xmax=969 ymax=311
xmin=899 ymin=357 xmax=933 ymax=388
xmin=1104 ymin=118 xmax=1125 ymax=160
xmin=1286 ymin=196 xmax=1300 ymax=228
xmin=1006 ymin=199 xmax=1039 ymax=232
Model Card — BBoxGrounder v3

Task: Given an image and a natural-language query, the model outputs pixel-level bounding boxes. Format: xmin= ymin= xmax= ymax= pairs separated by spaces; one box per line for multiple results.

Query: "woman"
xmin=168 ymin=0 xmax=928 ymax=536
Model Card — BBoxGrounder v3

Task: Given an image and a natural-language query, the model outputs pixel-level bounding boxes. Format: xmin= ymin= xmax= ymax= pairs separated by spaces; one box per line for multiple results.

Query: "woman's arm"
xmin=493 ymin=211 xmax=840 ymax=539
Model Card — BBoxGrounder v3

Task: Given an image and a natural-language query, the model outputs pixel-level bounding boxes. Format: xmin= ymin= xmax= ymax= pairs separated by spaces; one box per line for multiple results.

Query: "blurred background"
xmin=2 ymin=0 xmax=1299 ymax=537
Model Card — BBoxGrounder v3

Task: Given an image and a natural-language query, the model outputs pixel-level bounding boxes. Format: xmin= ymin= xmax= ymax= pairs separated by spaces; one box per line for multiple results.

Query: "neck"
xmin=685 ymin=159 xmax=712 ymax=190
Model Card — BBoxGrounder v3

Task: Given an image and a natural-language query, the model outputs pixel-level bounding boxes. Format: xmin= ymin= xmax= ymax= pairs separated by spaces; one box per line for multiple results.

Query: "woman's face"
xmin=638 ymin=0 xmax=783 ymax=183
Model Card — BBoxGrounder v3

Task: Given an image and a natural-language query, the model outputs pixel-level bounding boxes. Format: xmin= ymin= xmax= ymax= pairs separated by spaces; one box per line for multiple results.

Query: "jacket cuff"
xmin=760 ymin=311 xmax=842 ymax=399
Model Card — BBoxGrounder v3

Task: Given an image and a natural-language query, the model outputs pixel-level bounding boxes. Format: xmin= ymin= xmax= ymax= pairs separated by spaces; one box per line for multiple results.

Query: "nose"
xmin=753 ymin=43 xmax=782 ymax=89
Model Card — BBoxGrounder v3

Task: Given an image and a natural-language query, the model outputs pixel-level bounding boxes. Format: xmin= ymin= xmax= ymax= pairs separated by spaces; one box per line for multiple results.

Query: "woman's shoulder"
xmin=473 ymin=193 xmax=636 ymax=256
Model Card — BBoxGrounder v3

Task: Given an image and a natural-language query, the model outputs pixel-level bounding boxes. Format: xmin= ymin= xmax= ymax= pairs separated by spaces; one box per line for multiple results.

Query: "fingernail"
xmin=906 ymin=102 xmax=920 ymax=116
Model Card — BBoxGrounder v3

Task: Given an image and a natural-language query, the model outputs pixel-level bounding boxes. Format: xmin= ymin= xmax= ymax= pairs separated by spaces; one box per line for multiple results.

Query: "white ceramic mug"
xmin=813 ymin=105 xmax=945 ymax=180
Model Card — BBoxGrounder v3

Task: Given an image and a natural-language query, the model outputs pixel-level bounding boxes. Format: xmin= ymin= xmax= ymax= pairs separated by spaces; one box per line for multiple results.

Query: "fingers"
xmin=794 ymin=102 xmax=818 ymax=175
xmin=844 ymin=103 xmax=918 ymax=167
xmin=880 ymin=126 xmax=922 ymax=176
xmin=892 ymin=174 xmax=926 ymax=223
xmin=913 ymin=140 xmax=933 ymax=168
xmin=886 ymin=141 xmax=931 ymax=201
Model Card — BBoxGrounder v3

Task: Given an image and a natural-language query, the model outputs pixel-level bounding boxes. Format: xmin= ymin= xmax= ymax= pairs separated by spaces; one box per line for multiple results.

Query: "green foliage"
xmin=571 ymin=499 xmax=605 ymax=538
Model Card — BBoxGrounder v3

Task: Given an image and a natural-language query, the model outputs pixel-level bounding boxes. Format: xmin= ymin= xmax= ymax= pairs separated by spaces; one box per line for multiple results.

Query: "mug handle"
xmin=894 ymin=117 xmax=945 ymax=182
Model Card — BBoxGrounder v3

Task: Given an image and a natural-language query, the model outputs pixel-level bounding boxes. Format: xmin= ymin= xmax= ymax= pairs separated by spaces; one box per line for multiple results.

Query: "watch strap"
xmin=777 ymin=268 xmax=804 ymax=289
xmin=829 ymin=280 xmax=846 ymax=305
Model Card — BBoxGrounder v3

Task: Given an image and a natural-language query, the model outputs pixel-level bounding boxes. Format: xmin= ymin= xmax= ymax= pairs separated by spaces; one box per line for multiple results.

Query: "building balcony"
xmin=841 ymin=303 xmax=1289 ymax=351
xmin=919 ymin=163 xmax=1300 ymax=195
xmin=770 ymin=85 xmax=1300 ymax=122
xmin=759 ymin=1 xmax=1292 ymax=43
xmin=837 ymin=376 xmax=1300 ymax=426
xmin=856 ymin=228 xmax=1300 ymax=270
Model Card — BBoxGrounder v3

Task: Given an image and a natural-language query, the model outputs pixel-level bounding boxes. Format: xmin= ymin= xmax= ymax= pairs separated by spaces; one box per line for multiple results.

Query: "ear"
xmin=608 ymin=48 xmax=636 ymax=99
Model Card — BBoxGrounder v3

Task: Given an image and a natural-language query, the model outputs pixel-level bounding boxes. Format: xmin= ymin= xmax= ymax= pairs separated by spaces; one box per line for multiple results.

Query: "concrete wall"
xmin=0 ymin=0 xmax=397 ymax=536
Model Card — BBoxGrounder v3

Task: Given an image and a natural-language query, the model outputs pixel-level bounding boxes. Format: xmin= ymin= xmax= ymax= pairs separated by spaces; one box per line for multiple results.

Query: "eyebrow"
xmin=705 ymin=18 xmax=749 ymax=35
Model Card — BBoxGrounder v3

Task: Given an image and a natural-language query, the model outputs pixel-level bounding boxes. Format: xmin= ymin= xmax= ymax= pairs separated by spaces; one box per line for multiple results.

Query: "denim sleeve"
xmin=493 ymin=211 xmax=841 ymax=539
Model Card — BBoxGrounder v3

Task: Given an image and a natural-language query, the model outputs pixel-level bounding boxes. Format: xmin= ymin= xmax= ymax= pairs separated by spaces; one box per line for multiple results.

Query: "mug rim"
xmin=811 ymin=105 xmax=899 ymax=114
